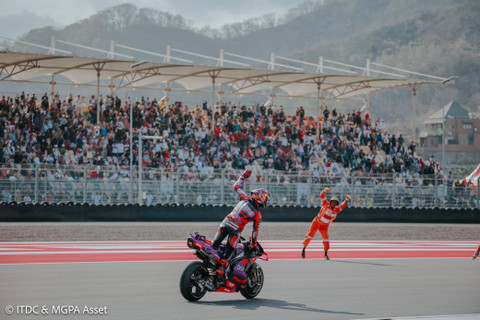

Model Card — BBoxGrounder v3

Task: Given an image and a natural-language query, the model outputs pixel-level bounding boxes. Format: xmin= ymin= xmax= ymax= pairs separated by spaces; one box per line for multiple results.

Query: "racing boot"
xmin=324 ymin=251 xmax=330 ymax=261
xmin=301 ymin=247 xmax=306 ymax=259
xmin=216 ymin=259 xmax=229 ymax=278
xmin=473 ymin=251 xmax=479 ymax=260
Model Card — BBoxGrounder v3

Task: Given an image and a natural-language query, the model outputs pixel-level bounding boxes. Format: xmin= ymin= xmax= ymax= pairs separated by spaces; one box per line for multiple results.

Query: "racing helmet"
xmin=251 ymin=189 xmax=271 ymax=208
xmin=330 ymin=196 xmax=340 ymax=206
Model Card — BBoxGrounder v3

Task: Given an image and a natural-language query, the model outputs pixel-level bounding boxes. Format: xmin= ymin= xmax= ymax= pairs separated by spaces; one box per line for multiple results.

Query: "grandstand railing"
xmin=0 ymin=164 xmax=478 ymax=209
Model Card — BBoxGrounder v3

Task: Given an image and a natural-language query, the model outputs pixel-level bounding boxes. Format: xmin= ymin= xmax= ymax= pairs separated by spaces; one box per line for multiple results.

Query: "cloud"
xmin=0 ymin=0 xmax=99 ymax=26
xmin=0 ymin=10 xmax=60 ymax=40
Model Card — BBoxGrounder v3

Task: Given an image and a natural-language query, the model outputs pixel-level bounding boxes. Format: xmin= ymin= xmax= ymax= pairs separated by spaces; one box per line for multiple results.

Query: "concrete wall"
xmin=1 ymin=204 xmax=479 ymax=223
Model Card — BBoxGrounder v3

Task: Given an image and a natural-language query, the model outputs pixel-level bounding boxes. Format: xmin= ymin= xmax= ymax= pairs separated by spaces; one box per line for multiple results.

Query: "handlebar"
xmin=240 ymin=238 xmax=265 ymax=258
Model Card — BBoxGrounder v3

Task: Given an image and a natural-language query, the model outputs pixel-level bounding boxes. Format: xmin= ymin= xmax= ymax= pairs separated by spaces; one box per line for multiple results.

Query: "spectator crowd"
xmin=0 ymin=91 xmax=442 ymax=180
xmin=0 ymin=91 xmax=477 ymax=208
xmin=0 ymin=91 xmax=443 ymax=174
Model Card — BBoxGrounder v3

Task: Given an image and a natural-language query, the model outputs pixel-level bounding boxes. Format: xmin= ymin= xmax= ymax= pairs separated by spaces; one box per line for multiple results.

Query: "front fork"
xmin=247 ymin=264 xmax=260 ymax=282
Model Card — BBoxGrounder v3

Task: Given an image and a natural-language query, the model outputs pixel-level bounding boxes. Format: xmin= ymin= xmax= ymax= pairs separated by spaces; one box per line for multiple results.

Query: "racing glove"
xmin=241 ymin=169 xmax=252 ymax=180
xmin=324 ymin=187 xmax=331 ymax=193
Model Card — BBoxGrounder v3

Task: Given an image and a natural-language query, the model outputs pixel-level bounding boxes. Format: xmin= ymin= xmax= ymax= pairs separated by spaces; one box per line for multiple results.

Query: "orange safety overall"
xmin=303 ymin=192 xmax=347 ymax=252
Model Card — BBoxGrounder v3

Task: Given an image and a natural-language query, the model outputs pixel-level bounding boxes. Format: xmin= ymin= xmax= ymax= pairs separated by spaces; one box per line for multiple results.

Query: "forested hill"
xmin=11 ymin=0 xmax=480 ymax=130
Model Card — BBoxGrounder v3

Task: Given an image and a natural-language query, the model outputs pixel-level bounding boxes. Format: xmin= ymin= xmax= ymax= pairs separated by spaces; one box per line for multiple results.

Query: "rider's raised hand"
xmin=345 ymin=195 xmax=351 ymax=202
xmin=241 ymin=169 xmax=252 ymax=180
xmin=323 ymin=187 xmax=330 ymax=193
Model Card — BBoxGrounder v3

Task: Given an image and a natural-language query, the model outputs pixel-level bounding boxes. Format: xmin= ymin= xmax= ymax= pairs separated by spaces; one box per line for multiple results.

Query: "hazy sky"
xmin=0 ymin=0 xmax=307 ymax=40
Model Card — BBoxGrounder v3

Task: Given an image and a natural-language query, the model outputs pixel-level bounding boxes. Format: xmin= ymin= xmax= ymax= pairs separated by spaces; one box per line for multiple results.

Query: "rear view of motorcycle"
xmin=179 ymin=232 xmax=268 ymax=301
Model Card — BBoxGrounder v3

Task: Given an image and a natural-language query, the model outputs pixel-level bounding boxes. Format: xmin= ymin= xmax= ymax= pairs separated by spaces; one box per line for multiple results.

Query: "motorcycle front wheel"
xmin=179 ymin=261 xmax=208 ymax=301
xmin=240 ymin=263 xmax=264 ymax=299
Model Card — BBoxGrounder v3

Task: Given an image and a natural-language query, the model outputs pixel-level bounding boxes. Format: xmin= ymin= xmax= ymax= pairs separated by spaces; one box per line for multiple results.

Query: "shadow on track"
xmin=196 ymin=298 xmax=364 ymax=316
xmin=330 ymin=260 xmax=393 ymax=267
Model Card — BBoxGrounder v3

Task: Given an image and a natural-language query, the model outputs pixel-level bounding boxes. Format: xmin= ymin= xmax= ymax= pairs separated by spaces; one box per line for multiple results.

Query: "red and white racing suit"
xmin=303 ymin=191 xmax=348 ymax=252
xmin=212 ymin=177 xmax=261 ymax=260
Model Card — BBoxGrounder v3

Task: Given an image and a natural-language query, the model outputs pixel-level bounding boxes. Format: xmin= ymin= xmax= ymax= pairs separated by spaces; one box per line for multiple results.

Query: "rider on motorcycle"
xmin=212 ymin=169 xmax=271 ymax=273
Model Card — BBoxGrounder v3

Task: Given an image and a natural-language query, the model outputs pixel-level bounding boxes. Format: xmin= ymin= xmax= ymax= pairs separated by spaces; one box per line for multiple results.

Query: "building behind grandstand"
xmin=418 ymin=101 xmax=480 ymax=163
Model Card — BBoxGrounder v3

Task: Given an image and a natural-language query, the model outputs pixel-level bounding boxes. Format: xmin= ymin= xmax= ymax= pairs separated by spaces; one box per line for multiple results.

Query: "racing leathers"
xmin=303 ymin=190 xmax=348 ymax=254
xmin=212 ymin=172 xmax=261 ymax=261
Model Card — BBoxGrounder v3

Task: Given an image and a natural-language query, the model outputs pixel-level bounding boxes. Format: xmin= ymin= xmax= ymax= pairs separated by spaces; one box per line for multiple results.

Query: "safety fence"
xmin=0 ymin=164 xmax=478 ymax=209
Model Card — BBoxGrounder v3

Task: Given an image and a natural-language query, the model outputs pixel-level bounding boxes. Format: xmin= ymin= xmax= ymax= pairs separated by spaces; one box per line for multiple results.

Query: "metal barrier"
xmin=0 ymin=164 xmax=478 ymax=209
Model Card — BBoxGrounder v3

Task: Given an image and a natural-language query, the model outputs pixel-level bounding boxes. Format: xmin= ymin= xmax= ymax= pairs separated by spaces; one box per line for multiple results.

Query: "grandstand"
xmin=0 ymin=89 xmax=477 ymax=209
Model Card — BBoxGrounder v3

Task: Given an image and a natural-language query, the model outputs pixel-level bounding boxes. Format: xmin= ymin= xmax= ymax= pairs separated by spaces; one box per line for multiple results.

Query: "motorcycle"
xmin=179 ymin=232 xmax=268 ymax=301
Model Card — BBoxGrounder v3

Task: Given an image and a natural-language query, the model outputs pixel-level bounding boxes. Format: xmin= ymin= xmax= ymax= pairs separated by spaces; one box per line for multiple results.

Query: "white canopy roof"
xmin=0 ymin=51 xmax=444 ymax=100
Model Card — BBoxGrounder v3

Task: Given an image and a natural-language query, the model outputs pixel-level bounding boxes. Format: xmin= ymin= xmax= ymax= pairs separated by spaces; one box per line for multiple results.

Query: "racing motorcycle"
xmin=179 ymin=232 xmax=268 ymax=301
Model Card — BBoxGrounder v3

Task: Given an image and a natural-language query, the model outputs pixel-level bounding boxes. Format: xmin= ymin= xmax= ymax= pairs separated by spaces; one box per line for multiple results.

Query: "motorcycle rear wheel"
xmin=179 ymin=261 xmax=208 ymax=301
xmin=240 ymin=263 xmax=264 ymax=299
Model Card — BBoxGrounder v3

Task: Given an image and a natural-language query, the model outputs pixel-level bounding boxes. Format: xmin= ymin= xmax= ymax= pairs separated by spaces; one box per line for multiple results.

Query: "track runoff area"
xmin=0 ymin=240 xmax=476 ymax=264
xmin=1 ymin=240 xmax=479 ymax=320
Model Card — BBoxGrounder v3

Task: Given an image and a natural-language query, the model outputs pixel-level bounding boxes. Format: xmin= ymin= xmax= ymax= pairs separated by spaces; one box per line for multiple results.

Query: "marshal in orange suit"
xmin=302 ymin=188 xmax=350 ymax=260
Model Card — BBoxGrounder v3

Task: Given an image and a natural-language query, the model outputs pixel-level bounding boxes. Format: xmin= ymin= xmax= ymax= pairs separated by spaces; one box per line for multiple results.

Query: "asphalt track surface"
xmin=1 ymin=222 xmax=479 ymax=320
xmin=1 ymin=258 xmax=479 ymax=320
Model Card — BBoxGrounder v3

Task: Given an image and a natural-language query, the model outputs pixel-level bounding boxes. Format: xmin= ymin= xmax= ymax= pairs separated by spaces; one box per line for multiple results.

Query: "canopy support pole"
xmin=313 ymin=77 xmax=325 ymax=142
xmin=316 ymin=84 xmax=322 ymax=141
xmin=211 ymin=76 xmax=216 ymax=135
xmin=50 ymin=74 xmax=55 ymax=105
xmin=219 ymin=84 xmax=224 ymax=106
xmin=91 ymin=62 xmax=106 ymax=124
xmin=365 ymin=93 xmax=370 ymax=117
xmin=108 ymin=41 xmax=115 ymax=59
xmin=48 ymin=36 xmax=56 ymax=54
xmin=270 ymin=88 xmax=275 ymax=108
xmin=412 ymin=84 xmax=418 ymax=142
xmin=165 ymin=81 xmax=170 ymax=106
xmin=96 ymin=71 xmax=100 ymax=124
xmin=109 ymin=79 xmax=114 ymax=96
xmin=209 ymin=70 xmax=220 ymax=135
